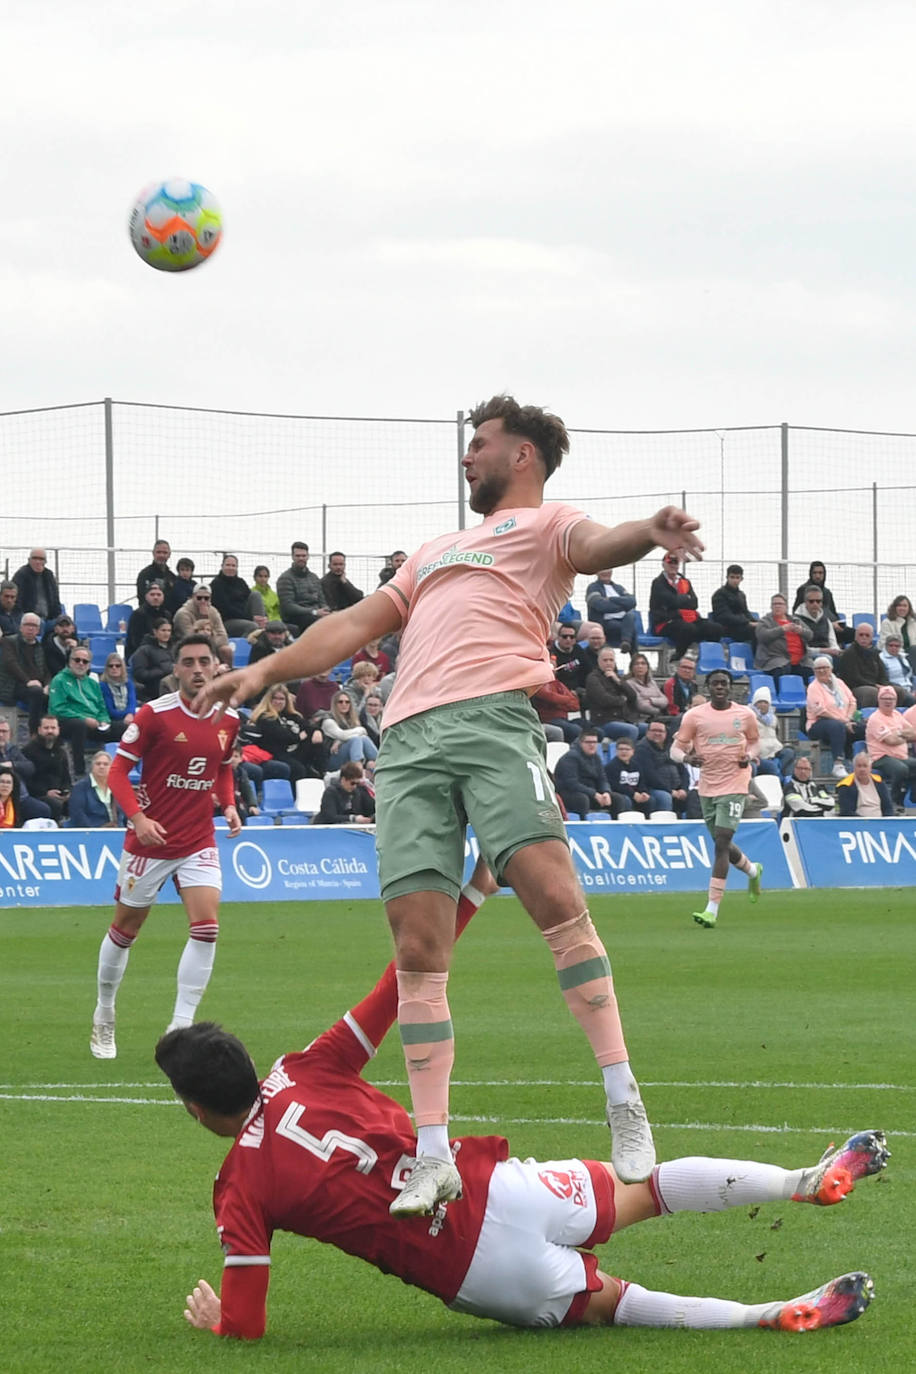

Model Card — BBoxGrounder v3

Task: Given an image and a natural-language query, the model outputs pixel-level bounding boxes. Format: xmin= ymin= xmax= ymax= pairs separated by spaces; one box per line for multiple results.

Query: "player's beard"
xmin=469 ymin=469 xmax=511 ymax=515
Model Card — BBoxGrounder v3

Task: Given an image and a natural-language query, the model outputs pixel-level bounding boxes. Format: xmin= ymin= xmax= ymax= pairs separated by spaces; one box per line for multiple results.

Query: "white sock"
xmin=96 ymin=932 xmax=132 ymax=1017
xmin=615 ymin=1281 xmax=774 ymax=1329
xmin=416 ymin=1124 xmax=452 ymax=1160
xmin=172 ymin=935 xmax=217 ymax=1024
xmin=602 ymin=1060 xmax=640 ymax=1105
xmin=461 ymin=882 xmax=486 ymax=908
xmin=704 ymin=899 xmax=720 ymax=915
xmin=654 ymin=1156 xmax=805 ymax=1212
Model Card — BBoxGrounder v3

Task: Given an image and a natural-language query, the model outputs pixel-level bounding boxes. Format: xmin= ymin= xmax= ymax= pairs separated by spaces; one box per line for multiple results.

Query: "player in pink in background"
xmin=89 ymin=634 xmax=241 ymax=1060
xmin=672 ymin=669 xmax=762 ymax=928
xmin=195 ymin=394 xmax=706 ymax=1211
xmin=156 ymin=863 xmax=887 ymax=1340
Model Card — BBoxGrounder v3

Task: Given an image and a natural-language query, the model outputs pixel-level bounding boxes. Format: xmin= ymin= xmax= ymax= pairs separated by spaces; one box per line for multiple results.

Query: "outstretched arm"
xmin=569 ymin=507 xmax=704 ymax=576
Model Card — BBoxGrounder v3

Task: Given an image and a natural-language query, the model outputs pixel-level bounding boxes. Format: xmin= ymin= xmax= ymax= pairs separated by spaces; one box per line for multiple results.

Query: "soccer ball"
xmin=128 ymin=178 xmax=222 ymax=272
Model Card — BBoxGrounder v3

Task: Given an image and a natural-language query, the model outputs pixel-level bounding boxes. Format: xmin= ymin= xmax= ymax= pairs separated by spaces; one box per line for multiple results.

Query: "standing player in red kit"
xmin=155 ymin=861 xmax=885 ymax=1340
xmin=90 ymin=635 xmax=241 ymax=1059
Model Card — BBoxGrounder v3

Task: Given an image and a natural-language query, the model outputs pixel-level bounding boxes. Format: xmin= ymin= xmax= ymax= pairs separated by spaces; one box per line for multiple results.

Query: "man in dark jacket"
xmin=320 ymin=552 xmax=365 ymax=612
xmin=0 ymin=613 xmax=50 ymax=729
xmin=585 ymin=569 xmax=637 ymax=651
xmin=710 ymin=566 xmax=757 ymax=644
xmin=553 ymin=728 xmax=614 ymax=818
xmin=125 ymin=583 xmax=171 ymax=659
xmin=836 ymin=623 xmax=891 ymax=707
xmin=649 ymin=553 xmax=724 ymax=659
xmin=129 ymin=620 xmax=175 ymax=704
xmin=41 ymin=614 xmax=79 ymax=680
xmin=313 ymin=761 xmax=376 ymax=824
xmin=633 ymin=718 xmax=690 ymax=815
xmin=12 ymin=549 xmax=62 ymax=622
xmin=277 ymin=542 xmax=330 ymax=636
xmin=835 ymin=752 xmax=894 ymax=817
xmin=0 ymin=715 xmax=53 ymax=821
xmin=249 ymin=622 xmax=293 ymax=667
xmin=22 ymin=714 xmax=72 ymax=823
xmin=136 ymin=540 xmax=176 ymax=603
xmin=605 ymin=737 xmax=653 ymax=817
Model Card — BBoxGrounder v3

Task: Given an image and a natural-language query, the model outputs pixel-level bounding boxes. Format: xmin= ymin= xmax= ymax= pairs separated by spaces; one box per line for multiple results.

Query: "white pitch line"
xmin=2 ymin=1077 xmax=913 ymax=1092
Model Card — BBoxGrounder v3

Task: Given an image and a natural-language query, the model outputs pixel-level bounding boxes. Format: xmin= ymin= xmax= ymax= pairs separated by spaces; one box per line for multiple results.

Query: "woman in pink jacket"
xmin=805 ymin=656 xmax=865 ymax=779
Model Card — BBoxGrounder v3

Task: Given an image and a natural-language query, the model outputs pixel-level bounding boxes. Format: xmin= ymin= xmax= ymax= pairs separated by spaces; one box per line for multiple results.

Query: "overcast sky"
xmin=3 ymin=0 xmax=916 ymax=432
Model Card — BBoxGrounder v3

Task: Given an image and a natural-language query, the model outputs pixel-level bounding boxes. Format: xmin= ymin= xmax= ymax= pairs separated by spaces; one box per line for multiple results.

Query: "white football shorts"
xmin=114 ymin=846 xmax=222 ymax=908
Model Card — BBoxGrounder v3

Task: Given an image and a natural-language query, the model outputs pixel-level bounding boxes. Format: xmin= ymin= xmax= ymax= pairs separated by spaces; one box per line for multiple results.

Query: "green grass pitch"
xmin=1 ymin=888 xmax=912 ymax=1373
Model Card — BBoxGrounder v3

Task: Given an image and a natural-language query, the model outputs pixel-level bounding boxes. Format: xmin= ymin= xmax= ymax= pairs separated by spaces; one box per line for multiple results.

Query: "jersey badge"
xmin=217 ymin=729 xmax=230 ymax=751
xmin=122 ymin=722 xmax=140 ymax=744
xmin=493 ymin=516 xmax=517 ymax=535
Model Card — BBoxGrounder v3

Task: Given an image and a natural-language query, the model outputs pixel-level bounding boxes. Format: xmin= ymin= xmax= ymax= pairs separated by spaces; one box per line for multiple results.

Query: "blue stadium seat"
xmin=633 ymin=610 xmax=664 ymax=649
xmin=74 ymin=603 xmax=104 ymax=636
xmin=773 ymin=674 xmax=807 ymax=712
xmin=106 ymin=603 xmax=133 ymax=633
xmin=749 ymin=673 xmax=777 ymax=704
xmin=331 ymin=658 xmax=353 ymax=682
xmin=260 ymin=778 xmax=297 ymax=817
xmin=244 ymin=814 xmax=277 ymax=827
xmin=696 ymin=641 xmax=728 ymax=675
xmin=229 ymin=637 xmax=252 ymax=666
xmin=725 ymin=641 xmax=754 ymax=678
xmin=852 ymin=612 xmax=878 ymax=633
xmin=89 ymin=634 xmax=119 ymax=675
xmin=586 ymin=811 xmax=614 ymax=822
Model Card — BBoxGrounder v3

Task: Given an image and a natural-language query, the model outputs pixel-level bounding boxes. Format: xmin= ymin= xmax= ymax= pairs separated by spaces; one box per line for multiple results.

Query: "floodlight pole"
xmin=104 ymin=398 xmax=116 ymax=605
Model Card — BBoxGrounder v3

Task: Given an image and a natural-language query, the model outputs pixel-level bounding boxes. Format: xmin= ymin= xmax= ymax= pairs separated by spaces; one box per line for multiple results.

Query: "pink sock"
xmin=542 ymin=910 xmax=627 ymax=1066
xmin=396 ymin=970 xmax=454 ymax=1131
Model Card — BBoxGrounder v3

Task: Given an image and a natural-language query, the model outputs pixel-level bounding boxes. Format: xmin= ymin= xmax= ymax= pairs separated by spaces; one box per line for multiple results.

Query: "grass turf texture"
xmin=1 ymin=889 xmax=911 ymax=1373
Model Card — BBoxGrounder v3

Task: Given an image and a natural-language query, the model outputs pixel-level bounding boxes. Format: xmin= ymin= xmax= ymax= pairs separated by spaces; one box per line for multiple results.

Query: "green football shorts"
xmin=700 ymin=792 xmax=748 ymax=833
xmin=374 ymin=690 xmax=569 ymax=902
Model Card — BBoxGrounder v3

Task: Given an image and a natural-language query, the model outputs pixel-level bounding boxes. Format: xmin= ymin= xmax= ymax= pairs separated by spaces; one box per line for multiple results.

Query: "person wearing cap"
xmin=41 ymin=614 xmax=80 ymax=678
xmin=125 ymin=582 xmax=171 ymax=659
xmin=648 ymin=553 xmax=725 ymax=660
xmin=805 ymin=657 xmax=864 ymax=780
xmin=249 ymin=621 xmax=293 ymax=668
xmin=864 ymin=685 xmax=916 ymax=808
xmin=749 ymin=685 xmax=794 ymax=778
xmin=878 ymin=633 xmax=915 ymax=703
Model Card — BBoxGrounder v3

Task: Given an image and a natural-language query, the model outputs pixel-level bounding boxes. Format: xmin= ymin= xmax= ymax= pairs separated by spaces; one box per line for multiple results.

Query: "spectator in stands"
xmin=585 ymin=568 xmax=637 ymax=652
xmin=572 ymin=623 xmax=607 ymax=683
xmin=879 ymin=595 xmax=916 ymax=671
xmin=835 ymin=621 xmax=890 ymax=708
xmin=277 ymin=542 xmax=330 ymax=635
xmin=753 ymin=593 xmax=813 ymax=684
xmin=550 ymin=623 xmax=589 ymax=699
xmin=359 ymin=690 xmax=384 ymax=750
xmin=0 ymin=612 xmax=50 ymax=730
xmin=633 ymin=718 xmax=691 ymax=815
xmin=711 ymin=565 xmax=758 ymax=644
xmin=836 ymin=751 xmax=894 ymax=817
xmin=377 ymin=550 xmax=407 ymax=586
xmin=604 ymin=736 xmax=653 ymax=817
xmin=172 ymin=586 xmax=232 ymax=666
xmin=0 ymin=580 xmax=21 ymax=635
xmin=42 ymin=614 xmax=79 ymax=679
xmin=12 ymin=548 xmax=62 ymax=623
xmin=210 ymin=554 xmax=266 ymax=637
xmin=531 ymin=671 xmax=581 ymax=743
xmin=624 ymin=652 xmax=668 ymax=726
xmin=252 ymin=566 xmax=281 ymax=623
xmin=22 ymin=715 xmax=72 ymax=823
xmin=129 ymin=619 xmax=176 ymax=704
xmin=49 ymin=644 xmax=124 ymax=774
xmin=865 ymin=685 xmax=916 ymax=809
xmin=663 ymin=655 xmax=700 ymax=721
xmin=749 ymin=685 xmax=795 ymax=778
xmin=553 ymin=727 xmax=615 ymax=819
xmin=792 ymin=561 xmax=852 ymax=643
xmin=136 ymin=540 xmax=176 ymax=603
xmin=229 ymin=744 xmax=260 ymax=824
xmin=321 ymin=552 xmax=364 ymax=612
xmin=0 ymin=717 xmax=52 ymax=822
xmin=0 ymin=762 xmax=25 ymax=829
xmin=322 ymin=689 xmax=379 ymax=767
xmin=879 ymin=633 xmax=916 ymax=703
xmin=342 ymin=660 xmax=380 ymax=714
xmin=246 ymin=686 xmax=326 ymax=782
xmin=583 ymin=647 xmax=641 ymax=744
xmin=313 ymin=759 xmax=376 ymax=825
xmin=805 ymin=656 xmax=864 ymax=779
xmin=352 ymin=636 xmax=391 ymax=679
xmin=294 ymin=670 xmax=336 ymax=722
xmin=249 ymin=621 xmax=293 ymax=668
xmin=68 ymin=750 xmax=123 ymax=828
xmin=99 ymin=652 xmax=138 ymax=725
xmin=781 ymin=756 xmax=836 ymax=818
xmin=795 ymin=586 xmax=841 ymax=666
xmin=165 ymin=558 xmax=197 ymax=616
xmin=649 ymin=553 xmax=724 ymax=660
xmin=125 ymin=583 xmax=169 ymax=659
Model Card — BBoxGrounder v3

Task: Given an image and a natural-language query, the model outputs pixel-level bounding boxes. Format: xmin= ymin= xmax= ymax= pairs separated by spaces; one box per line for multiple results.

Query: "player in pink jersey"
xmin=671 ymin=670 xmax=762 ymax=928
xmin=156 ymin=860 xmax=885 ymax=1341
xmin=89 ymin=635 xmax=241 ymax=1060
xmin=196 ymin=395 xmax=705 ymax=1206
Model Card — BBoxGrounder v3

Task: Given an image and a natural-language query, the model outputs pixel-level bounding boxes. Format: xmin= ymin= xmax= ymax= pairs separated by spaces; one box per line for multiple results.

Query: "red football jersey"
xmin=213 ymin=1018 xmax=508 ymax=1331
xmin=113 ymin=693 xmax=239 ymax=859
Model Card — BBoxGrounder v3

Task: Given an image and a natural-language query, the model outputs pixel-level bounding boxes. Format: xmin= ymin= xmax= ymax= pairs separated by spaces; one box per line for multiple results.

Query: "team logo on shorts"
xmin=538 ymin=1168 xmax=588 ymax=1206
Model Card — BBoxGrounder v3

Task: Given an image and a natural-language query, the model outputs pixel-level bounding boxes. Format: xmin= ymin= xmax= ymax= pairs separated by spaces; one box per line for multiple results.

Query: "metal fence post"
xmin=104 ymin=398 xmax=116 ymax=605
xmin=872 ymin=482 xmax=878 ymax=620
xmin=321 ymin=504 xmax=328 ymax=569
xmin=780 ymin=423 xmax=789 ymax=599
xmin=456 ymin=410 xmax=466 ymax=530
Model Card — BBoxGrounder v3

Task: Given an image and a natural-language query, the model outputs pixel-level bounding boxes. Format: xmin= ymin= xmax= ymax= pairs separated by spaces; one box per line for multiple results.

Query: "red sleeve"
xmin=216 ymin=760 xmax=235 ymax=811
xmin=215 ymin=1265 xmax=270 ymax=1340
xmin=108 ymin=750 xmax=142 ymax=820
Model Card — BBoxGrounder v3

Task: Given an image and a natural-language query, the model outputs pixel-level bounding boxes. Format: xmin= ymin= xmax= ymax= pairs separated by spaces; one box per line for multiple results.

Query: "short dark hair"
xmin=579 ymin=726 xmax=601 ymax=741
xmin=340 ymin=761 xmax=363 ymax=781
xmin=0 ymin=580 xmax=16 ymax=594
xmin=150 ymin=617 xmax=171 ymax=631
xmin=174 ymin=633 xmax=215 ymax=656
xmin=468 ymin=394 xmax=569 ymax=479
xmin=155 ymin=1022 xmax=259 ymax=1115
xmin=328 ymin=551 xmax=346 ymax=561
xmin=291 ymin=541 xmax=309 ymax=555
xmin=253 ymin=565 xmax=269 ymax=578
xmin=706 ymin=668 xmax=731 ymax=685
xmin=726 ymin=564 xmax=743 ymax=576
xmin=176 ymin=557 xmax=195 ymax=573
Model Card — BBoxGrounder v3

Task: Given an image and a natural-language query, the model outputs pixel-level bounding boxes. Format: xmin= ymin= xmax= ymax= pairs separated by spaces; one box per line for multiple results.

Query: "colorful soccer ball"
xmin=128 ymin=178 xmax=222 ymax=272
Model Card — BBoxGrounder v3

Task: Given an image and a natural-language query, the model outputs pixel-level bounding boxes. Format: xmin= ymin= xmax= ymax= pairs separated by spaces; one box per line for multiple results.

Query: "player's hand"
xmin=192 ymin=667 xmax=263 ymax=716
xmin=132 ymin=813 xmax=167 ymax=846
xmin=184 ymin=1278 xmax=220 ymax=1330
xmin=738 ymin=755 xmax=750 ymax=767
xmin=223 ymin=806 xmax=242 ymax=838
xmin=648 ymin=507 xmax=704 ymax=562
